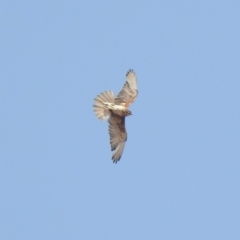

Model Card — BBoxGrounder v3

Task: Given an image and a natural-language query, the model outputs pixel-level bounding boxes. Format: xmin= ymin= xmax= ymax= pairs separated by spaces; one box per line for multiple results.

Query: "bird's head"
xmin=125 ymin=110 xmax=132 ymax=116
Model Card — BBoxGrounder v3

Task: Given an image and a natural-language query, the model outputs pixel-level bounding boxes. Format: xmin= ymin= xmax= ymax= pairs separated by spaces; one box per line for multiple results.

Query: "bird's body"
xmin=93 ymin=69 xmax=138 ymax=163
xmin=104 ymin=103 xmax=132 ymax=117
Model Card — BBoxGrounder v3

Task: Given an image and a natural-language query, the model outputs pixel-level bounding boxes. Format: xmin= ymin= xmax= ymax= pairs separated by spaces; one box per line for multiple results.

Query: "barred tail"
xmin=93 ymin=91 xmax=115 ymax=120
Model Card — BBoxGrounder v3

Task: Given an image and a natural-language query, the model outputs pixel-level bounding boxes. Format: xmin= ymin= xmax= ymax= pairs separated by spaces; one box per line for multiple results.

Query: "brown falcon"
xmin=93 ymin=69 xmax=138 ymax=163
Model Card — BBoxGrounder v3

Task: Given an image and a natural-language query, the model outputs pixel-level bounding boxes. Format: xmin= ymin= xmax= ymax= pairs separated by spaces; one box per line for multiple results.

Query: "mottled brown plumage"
xmin=93 ymin=69 xmax=138 ymax=163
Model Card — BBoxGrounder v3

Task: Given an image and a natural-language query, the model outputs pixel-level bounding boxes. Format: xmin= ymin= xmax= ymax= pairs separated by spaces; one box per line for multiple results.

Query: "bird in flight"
xmin=93 ymin=69 xmax=138 ymax=163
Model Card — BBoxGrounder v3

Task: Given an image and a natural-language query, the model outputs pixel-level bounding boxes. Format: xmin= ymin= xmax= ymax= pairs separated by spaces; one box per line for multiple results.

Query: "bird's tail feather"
xmin=93 ymin=91 xmax=115 ymax=120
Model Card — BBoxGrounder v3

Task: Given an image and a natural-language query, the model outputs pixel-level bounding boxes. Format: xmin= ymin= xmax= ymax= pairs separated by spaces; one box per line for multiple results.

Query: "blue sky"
xmin=1 ymin=1 xmax=240 ymax=239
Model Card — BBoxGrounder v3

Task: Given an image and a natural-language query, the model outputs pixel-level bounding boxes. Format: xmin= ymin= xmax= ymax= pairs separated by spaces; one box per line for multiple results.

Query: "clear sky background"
xmin=1 ymin=1 xmax=240 ymax=239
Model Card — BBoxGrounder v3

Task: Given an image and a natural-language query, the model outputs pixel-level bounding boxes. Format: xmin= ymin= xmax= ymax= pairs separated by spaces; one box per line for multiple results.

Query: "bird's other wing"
xmin=115 ymin=69 xmax=138 ymax=107
xmin=108 ymin=113 xmax=127 ymax=163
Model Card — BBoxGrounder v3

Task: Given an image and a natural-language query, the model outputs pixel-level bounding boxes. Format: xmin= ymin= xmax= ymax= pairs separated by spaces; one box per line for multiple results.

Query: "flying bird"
xmin=93 ymin=69 xmax=138 ymax=163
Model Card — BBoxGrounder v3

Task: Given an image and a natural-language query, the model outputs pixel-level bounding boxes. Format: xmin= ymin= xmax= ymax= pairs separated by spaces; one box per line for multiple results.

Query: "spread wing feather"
xmin=108 ymin=113 xmax=127 ymax=163
xmin=115 ymin=69 xmax=138 ymax=107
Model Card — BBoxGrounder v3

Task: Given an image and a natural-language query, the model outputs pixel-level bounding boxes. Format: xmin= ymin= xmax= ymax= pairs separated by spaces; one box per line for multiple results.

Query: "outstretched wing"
xmin=108 ymin=113 xmax=127 ymax=163
xmin=115 ymin=69 xmax=138 ymax=107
